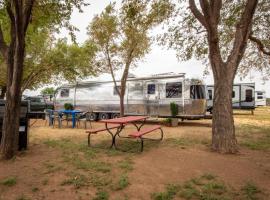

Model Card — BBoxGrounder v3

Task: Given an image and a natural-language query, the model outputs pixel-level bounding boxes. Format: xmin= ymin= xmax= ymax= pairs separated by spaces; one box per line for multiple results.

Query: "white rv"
xmin=255 ymin=91 xmax=266 ymax=106
xmin=207 ymin=83 xmax=255 ymax=112
xmin=54 ymin=73 xmax=207 ymax=120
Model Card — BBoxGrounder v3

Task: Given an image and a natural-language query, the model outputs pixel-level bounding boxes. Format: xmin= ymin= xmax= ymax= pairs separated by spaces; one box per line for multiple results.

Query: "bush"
xmin=64 ymin=103 xmax=74 ymax=110
xmin=170 ymin=102 xmax=178 ymax=117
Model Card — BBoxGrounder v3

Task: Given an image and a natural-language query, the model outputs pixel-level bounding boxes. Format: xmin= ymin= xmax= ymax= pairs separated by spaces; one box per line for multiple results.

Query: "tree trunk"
xmin=212 ymin=65 xmax=238 ymax=153
xmin=0 ymin=86 xmax=6 ymax=99
xmin=1 ymin=37 xmax=26 ymax=160
xmin=119 ymin=94 xmax=125 ymax=117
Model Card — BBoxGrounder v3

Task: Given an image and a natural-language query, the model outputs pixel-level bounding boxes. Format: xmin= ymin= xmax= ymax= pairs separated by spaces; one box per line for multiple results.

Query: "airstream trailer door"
xmin=145 ymin=81 xmax=159 ymax=116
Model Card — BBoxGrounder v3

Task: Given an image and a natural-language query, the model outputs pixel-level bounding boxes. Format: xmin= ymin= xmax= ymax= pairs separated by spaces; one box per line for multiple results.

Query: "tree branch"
xmin=104 ymin=45 xmax=120 ymax=96
xmin=226 ymin=0 xmax=258 ymax=75
xmin=249 ymin=34 xmax=270 ymax=56
xmin=23 ymin=0 xmax=35 ymax=34
xmin=0 ymin=25 xmax=8 ymax=57
xmin=189 ymin=0 xmax=207 ymax=28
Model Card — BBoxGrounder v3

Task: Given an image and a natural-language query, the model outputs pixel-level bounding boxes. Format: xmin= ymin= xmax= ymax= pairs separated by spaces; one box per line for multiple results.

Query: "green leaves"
xmin=160 ymin=1 xmax=270 ymax=79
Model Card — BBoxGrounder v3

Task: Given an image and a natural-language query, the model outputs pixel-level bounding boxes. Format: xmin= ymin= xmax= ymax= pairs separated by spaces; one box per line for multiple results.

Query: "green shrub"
xmin=170 ymin=102 xmax=178 ymax=117
xmin=64 ymin=103 xmax=74 ymax=110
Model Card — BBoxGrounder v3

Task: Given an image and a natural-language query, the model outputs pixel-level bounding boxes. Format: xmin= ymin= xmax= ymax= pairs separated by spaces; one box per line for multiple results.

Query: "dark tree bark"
xmin=0 ymin=0 xmax=35 ymax=160
xmin=189 ymin=0 xmax=258 ymax=153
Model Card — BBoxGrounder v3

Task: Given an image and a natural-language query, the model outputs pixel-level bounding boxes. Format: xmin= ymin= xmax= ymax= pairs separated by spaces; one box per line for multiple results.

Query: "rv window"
xmin=60 ymin=89 xmax=69 ymax=98
xmin=166 ymin=82 xmax=182 ymax=98
xmin=208 ymin=90 xmax=212 ymax=100
xmin=257 ymin=92 xmax=263 ymax=96
xmin=147 ymin=84 xmax=156 ymax=94
xmin=113 ymin=86 xmax=121 ymax=95
xmin=190 ymin=85 xmax=206 ymax=99
xmin=257 ymin=96 xmax=263 ymax=99
xmin=245 ymin=89 xmax=253 ymax=102
xmin=232 ymin=91 xmax=235 ymax=98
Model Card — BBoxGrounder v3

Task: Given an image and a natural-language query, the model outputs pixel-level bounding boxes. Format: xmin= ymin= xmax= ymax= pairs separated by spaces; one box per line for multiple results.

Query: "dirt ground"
xmin=0 ymin=107 xmax=270 ymax=200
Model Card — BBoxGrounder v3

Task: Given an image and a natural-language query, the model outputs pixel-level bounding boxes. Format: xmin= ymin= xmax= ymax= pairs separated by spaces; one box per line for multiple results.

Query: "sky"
xmin=25 ymin=0 xmax=270 ymax=97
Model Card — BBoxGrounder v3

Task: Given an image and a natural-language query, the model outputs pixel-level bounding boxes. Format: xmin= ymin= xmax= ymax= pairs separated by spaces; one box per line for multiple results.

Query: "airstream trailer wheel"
xmin=88 ymin=113 xmax=97 ymax=121
xmin=111 ymin=113 xmax=120 ymax=119
xmin=99 ymin=113 xmax=109 ymax=120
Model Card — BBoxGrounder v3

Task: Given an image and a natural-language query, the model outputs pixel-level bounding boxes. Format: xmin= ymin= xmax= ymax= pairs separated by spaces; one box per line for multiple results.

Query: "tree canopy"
xmin=0 ymin=1 xmax=98 ymax=93
xmin=87 ymin=0 xmax=174 ymax=116
xmin=160 ymin=0 xmax=270 ymax=79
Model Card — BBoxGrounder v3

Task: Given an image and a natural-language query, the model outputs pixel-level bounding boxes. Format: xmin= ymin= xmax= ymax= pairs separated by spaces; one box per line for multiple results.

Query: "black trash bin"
xmin=0 ymin=100 xmax=29 ymax=150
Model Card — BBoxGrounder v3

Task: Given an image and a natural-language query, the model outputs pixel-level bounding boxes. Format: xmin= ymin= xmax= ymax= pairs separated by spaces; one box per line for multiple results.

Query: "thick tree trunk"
xmin=1 ymin=40 xmax=25 ymax=160
xmin=0 ymin=86 xmax=6 ymax=99
xmin=212 ymin=66 xmax=238 ymax=153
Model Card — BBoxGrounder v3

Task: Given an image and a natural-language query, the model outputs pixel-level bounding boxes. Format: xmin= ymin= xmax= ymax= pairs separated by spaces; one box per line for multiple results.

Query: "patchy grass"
xmin=31 ymin=187 xmax=39 ymax=192
xmin=93 ymin=190 xmax=109 ymax=200
xmin=151 ymin=174 xmax=268 ymax=200
xmin=151 ymin=184 xmax=181 ymax=200
xmin=241 ymin=182 xmax=262 ymax=200
xmin=0 ymin=176 xmax=17 ymax=187
xmin=61 ymin=173 xmax=89 ymax=189
xmin=165 ymin=137 xmax=210 ymax=148
xmin=118 ymin=157 xmax=134 ymax=172
xmin=90 ymin=174 xmax=112 ymax=189
xmin=236 ymin=124 xmax=270 ymax=151
xmin=16 ymin=195 xmax=31 ymax=200
xmin=113 ymin=174 xmax=129 ymax=191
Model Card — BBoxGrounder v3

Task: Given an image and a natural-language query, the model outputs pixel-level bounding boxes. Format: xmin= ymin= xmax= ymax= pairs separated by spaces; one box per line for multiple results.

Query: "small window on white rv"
xmin=166 ymin=82 xmax=182 ymax=98
xmin=208 ymin=90 xmax=212 ymax=100
xmin=245 ymin=89 xmax=253 ymax=102
xmin=60 ymin=89 xmax=69 ymax=98
xmin=113 ymin=86 xmax=121 ymax=95
xmin=232 ymin=91 xmax=235 ymax=98
xmin=257 ymin=96 xmax=263 ymax=99
xmin=257 ymin=92 xmax=263 ymax=96
xmin=147 ymin=84 xmax=156 ymax=94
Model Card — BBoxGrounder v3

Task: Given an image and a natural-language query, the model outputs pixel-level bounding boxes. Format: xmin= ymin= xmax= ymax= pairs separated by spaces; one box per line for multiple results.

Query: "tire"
xmin=111 ymin=113 xmax=120 ymax=119
xmin=88 ymin=112 xmax=97 ymax=121
xmin=99 ymin=113 xmax=109 ymax=120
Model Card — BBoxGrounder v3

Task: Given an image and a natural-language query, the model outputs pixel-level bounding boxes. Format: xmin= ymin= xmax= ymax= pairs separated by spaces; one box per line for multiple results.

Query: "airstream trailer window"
xmin=190 ymin=85 xmax=205 ymax=99
xmin=113 ymin=86 xmax=121 ymax=95
xmin=232 ymin=91 xmax=235 ymax=98
xmin=147 ymin=84 xmax=156 ymax=94
xmin=208 ymin=90 xmax=212 ymax=100
xmin=60 ymin=89 xmax=69 ymax=97
xmin=245 ymin=89 xmax=253 ymax=102
xmin=166 ymin=82 xmax=182 ymax=98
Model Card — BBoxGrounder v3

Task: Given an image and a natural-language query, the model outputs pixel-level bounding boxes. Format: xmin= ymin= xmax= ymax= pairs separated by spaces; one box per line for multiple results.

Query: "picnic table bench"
xmin=85 ymin=116 xmax=163 ymax=152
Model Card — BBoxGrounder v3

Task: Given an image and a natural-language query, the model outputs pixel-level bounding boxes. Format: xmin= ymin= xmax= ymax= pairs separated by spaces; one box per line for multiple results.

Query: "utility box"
xmin=0 ymin=100 xmax=30 ymax=150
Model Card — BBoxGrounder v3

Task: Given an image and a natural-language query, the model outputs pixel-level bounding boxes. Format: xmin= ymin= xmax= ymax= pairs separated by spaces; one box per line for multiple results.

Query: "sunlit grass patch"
xmin=236 ymin=124 xmax=270 ymax=151
xmin=165 ymin=137 xmax=210 ymax=148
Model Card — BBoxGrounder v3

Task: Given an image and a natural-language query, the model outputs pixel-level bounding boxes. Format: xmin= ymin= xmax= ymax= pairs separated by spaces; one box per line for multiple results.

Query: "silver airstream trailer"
xmin=54 ymin=73 xmax=207 ymax=120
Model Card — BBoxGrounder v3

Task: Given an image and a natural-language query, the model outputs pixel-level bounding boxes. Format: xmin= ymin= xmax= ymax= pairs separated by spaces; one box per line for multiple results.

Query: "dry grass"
xmin=0 ymin=107 xmax=269 ymax=199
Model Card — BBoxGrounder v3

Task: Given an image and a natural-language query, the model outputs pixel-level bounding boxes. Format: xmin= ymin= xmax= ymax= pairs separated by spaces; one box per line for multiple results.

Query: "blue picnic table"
xmin=58 ymin=110 xmax=82 ymax=128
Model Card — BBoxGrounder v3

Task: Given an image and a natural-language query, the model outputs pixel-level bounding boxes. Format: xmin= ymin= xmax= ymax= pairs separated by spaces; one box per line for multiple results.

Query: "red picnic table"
xmin=86 ymin=116 xmax=163 ymax=152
